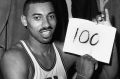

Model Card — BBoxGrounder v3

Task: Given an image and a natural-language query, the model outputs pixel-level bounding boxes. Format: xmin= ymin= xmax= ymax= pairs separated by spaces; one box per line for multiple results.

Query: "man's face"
xmin=22 ymin=2 xmax=57 ymax=43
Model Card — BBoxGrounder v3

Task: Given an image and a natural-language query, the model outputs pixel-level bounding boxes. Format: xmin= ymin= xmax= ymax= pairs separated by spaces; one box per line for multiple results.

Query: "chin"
xmin=39 ymin=37 xmax=53 ymax=44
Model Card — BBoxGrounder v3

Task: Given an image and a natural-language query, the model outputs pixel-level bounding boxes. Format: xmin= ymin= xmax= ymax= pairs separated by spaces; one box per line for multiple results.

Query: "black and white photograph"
xmin=0 ymin=0 xmax=119 ymax=79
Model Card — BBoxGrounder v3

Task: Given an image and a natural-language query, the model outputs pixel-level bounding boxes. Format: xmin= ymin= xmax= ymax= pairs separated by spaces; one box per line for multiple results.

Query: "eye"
xmin=33 ymin=15 xmax=42 ymax=21
xmin=48 ymin=14 xmax=56 ymax=20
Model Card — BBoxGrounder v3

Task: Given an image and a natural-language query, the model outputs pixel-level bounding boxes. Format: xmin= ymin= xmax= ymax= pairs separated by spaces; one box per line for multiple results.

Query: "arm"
xmin=75 ymin=55 xmax=97 ymax=79
xmin=99 ymin=44 xmax=118 ymax=79
xmin=0 ymin=49 xmax=28 ymax=79
xmin=94 ymin=9 xmax=119 ymax=79
xmin=55 ymin=41 xmax=96 ymax=79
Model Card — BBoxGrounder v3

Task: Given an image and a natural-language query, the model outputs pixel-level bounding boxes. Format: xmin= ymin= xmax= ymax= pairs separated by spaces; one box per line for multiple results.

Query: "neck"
xmin=26 ymin=37 xmax=53 ymax=55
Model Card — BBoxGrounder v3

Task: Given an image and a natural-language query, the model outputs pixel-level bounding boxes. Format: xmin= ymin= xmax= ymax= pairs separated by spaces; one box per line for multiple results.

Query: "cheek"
xmin=28 ymin=21 xmax=42 ymax=30
xmin=49 ymin=20 xmax=57 ymax=28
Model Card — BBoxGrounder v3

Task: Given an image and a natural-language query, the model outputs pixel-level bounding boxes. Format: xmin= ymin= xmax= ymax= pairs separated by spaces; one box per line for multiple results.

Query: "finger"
xmin=105 ymin=8 xmax=110 ymax=21
xmin=83 ymin=54 xmax=93 ymax=61
xmin=98 ymin=16 xmax=102 ymax=21
xmin=96 ymin=14 xmax=105 ymax=24
xmin=83 ymin=54 xmax=97 ymax=64
xmin=101 ymin=13 xmax=105 ymax=21
xmin=95 ymin=62 xmax=98 ymax=70
xmin=101 ymin=13 xmax=105 ymax=18
xmin=83 ymin=54 xmax=94 ymax=60
xmin=83 ymin=54 xmax=98 ymax=71
xmin=96 ymin=15 xmax=101 ymax=21
xmin=92 ymin=18 xmax=97 ymax=24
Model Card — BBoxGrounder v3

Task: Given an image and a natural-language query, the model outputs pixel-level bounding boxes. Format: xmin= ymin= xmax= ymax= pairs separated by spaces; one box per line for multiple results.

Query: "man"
xmin=0 ymin=0 xmax=118 ymax=79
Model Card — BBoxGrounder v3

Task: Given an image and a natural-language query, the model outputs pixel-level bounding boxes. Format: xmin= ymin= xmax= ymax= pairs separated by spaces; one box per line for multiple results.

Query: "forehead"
xmin=28 ymin=2 xmax=54 ymax=15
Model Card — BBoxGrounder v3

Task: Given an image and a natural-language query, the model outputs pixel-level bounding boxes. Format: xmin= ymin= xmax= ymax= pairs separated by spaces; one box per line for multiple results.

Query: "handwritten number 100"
xmin=73 ymin=28 xmax=99 ymax=46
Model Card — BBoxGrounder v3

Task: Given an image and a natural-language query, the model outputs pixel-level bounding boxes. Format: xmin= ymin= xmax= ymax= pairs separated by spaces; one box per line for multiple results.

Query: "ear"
xmin=21 ymin=15 xmax=27 ymax=26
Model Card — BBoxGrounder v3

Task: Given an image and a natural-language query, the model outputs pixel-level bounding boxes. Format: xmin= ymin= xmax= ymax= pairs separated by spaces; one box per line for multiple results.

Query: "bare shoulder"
xmin=1 ymin=47 xmax=27 ymax=66
xmin=54 ymin=41 xmax=77 ymax=70
xmin=0 ymin=45 xmax=29 ymax=79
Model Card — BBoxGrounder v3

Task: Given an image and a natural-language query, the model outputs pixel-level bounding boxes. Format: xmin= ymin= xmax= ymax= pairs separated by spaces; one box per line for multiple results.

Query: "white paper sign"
xmin=63 ymin=18 xmax=116 ymax=63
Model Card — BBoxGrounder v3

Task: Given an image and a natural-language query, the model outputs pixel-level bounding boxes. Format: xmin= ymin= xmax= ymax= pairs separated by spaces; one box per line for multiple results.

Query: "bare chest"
xmin=34 ymin=50 xmax=56 ymax=70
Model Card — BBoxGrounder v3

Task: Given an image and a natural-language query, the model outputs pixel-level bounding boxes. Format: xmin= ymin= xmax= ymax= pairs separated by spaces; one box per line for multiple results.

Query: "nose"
xmin=42 ymin=18 xmax=50 ymax=28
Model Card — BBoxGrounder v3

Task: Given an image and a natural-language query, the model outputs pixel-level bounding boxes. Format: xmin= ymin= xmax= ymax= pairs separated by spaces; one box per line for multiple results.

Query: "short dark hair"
xmin=23 ymin=0 xmax=56 ymax=16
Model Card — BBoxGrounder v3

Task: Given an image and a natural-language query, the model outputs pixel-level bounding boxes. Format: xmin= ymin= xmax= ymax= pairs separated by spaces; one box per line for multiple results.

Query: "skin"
xmin=95 ymin=9 xmax=119 ymax=79
xmin=0 ymin=2 xmax=118 ymax=79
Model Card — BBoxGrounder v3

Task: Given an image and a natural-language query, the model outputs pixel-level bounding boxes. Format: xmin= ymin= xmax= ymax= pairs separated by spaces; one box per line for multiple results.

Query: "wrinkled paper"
xmin=63 ymin=18 xmax=116 ymax=63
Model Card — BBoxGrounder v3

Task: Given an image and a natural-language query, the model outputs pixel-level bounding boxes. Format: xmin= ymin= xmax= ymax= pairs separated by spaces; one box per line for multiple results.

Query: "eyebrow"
xmin=32 ymin=13 xmax=42 ymax=16
xmin=48 ymin=11 xmax=55 ymax=15
xmin=32 ymin=11 xmax=55 ymax=16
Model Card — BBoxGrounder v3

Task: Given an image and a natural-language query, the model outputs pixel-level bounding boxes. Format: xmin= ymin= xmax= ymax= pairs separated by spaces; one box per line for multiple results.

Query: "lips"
xmin=40 ymin=29 xmax=52 ymax=38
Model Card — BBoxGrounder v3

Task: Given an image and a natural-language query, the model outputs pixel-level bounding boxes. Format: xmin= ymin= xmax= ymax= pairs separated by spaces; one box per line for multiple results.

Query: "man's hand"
xmin=76 ymin=54 xmax=98 ymax=79
xmin=93 ymin=8 xmax=111 ymax=26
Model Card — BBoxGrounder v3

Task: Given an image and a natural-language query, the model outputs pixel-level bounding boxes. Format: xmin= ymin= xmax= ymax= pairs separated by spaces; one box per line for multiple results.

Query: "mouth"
xmin=40 ymin=29 xmax=52 ymax=38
